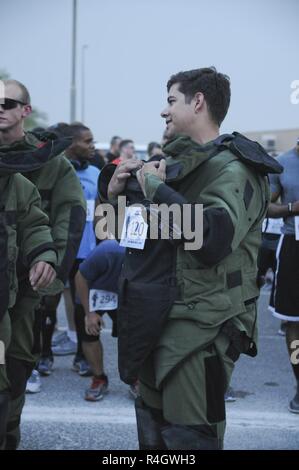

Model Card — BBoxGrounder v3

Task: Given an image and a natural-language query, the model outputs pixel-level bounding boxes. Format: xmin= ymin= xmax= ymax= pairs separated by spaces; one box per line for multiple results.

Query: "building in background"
xmin=95 ymin=142 xmax=147 ymax=161
xmin=245 ymin=128 xmax=299 ymax=155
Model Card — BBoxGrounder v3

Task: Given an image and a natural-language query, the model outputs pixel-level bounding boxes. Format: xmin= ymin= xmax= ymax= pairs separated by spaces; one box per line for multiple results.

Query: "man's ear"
xmin=22 ymin=104 xmax=32 ymax=118
xmin=194 ymin=92 xmax=204 ymax=113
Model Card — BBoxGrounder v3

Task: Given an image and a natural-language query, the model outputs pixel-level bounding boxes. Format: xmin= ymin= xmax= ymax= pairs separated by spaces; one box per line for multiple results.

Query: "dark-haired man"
xmin=268 ymin=138 xmax=299 ymax=413
xmin=147 ymin=142 xmax=163 ymax=159
xmin=112 ymin=139 xmax=135 ymax=165
xmin=0 ymin=80 xmax=86 ymax=449
xmin=106 ymin=135 xmax=122 ymax=163
xmin=75 ymin=239 xmax=125 ymax=401
xmin=99 ymin=67 xmax=282 ymax=449
xmin=51 ymin=123 xmax=99 ymax=377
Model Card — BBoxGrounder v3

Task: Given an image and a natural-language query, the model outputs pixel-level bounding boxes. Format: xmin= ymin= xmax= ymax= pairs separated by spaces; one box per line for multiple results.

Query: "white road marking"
xmin=23 ymin=405 xmax=136 ymax=424
xmin=22 ymin=405 xmax=299 ymax=430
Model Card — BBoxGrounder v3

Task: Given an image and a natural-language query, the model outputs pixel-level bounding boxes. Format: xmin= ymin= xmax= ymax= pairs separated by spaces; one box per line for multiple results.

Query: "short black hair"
xmin=147 ymin=141 xmax=161 ymax=155
xmin=110 ymin=135 xmax=121 ymax=146
xmin=119 ymin=139 xmax=134 ymax=152
xmin=49 ymin=122 xmax=90 ymax=140
xmin=167 ymin=67 xmax=231 ymax=126
xmin=51 ymin=121 xmax=90 ymax=140
xmin=68 ymin=122 xmax=90 ymax=140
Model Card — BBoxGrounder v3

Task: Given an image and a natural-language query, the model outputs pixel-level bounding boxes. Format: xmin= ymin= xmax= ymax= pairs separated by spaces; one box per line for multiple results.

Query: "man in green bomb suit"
xmin=0 ymin=93 xmax=57 ymax=449
xmin=0 ymin=79 xmax=86 ymax=449
xmin=99 ymin=67 xmax=282 ymax=450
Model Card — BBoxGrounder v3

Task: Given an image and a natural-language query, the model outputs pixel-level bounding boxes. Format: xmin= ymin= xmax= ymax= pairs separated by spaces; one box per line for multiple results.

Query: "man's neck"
xmin=188 ymin=122 xmax=220 ymax=145
xmin=66 ymin=151 xmax=79 ymax=161
xmin=66 ymin=153 xmax=88 ymax=166
xmin=0 ymin=127 xmax=25 ymax=146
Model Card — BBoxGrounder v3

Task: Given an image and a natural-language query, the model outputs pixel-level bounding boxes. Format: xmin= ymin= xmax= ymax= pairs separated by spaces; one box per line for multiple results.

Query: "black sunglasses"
xmin=0 ymin=98 xmax=27 ymax=110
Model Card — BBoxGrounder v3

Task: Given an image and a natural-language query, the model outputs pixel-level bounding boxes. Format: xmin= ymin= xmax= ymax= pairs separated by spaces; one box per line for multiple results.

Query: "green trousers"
xmin=0 ymin=312 xmax=11 ymax=449
xmin=5 ymin=280 xmax=41 ymax=449
xmin=138 ymin=330 xmax=235 ymax=446
xmin=0 ymin=312 xmax=11 ymax=392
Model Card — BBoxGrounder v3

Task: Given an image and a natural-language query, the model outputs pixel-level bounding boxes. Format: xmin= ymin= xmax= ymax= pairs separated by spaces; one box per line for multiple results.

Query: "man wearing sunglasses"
xmin=0 ymin=97 xmax=29 ymax=110
xmin=0 ymin=97 xmax=29 ymax=122
xmin=0 ymin=82 xmax=59 ymax=450
xmin=0 ymin=79 xmax=86 ymax=450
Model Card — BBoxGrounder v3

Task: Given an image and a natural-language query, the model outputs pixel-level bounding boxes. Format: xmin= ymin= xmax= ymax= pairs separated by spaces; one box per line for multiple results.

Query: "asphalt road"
xmin=19 ymin=287 xmax=299 ymax=450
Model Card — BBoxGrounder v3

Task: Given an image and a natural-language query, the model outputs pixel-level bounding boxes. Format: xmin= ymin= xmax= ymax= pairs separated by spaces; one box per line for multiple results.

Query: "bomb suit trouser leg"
xmin=0 ymin=311 xmax=11 ymax=449
xmin=138 ymin=332 xmax=235 ymax=450
xmin=6 ymin=281 xmax=41 ymax=449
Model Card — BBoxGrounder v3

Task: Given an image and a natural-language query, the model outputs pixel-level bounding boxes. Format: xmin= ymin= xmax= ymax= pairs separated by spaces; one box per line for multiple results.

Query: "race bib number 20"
xmin=120 ymin=206 xmax=148 ymax=250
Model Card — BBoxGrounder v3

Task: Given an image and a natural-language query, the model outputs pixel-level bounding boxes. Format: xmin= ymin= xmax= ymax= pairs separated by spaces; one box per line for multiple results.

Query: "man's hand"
xmin=136 ymin=159 xmax=166 ymax=196
xmin=29 ymin=261 xmax=56 ymax=291
xmin=85 ymin=312 xmax=105 ymax=336
xmin=291 ymin=200 xmax=299 ymax=214
xmin=108 ymin=159 xmax=143 ymax=200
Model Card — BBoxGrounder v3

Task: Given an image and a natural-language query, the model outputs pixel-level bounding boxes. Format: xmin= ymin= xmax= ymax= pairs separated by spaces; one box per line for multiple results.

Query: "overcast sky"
xmin=1 ymin=0 xmax=298 ymax=143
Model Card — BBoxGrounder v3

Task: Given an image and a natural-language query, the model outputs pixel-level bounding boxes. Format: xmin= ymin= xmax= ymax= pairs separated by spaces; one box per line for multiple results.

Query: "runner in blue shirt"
xmin=75 ymin=240 xmax=128 ymax=401
xmin=51 ymin=123 xmax=99 ymax=376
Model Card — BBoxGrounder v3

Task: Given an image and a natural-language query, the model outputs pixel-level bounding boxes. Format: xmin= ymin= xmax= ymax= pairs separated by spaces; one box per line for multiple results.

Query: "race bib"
xmin=262 ymin=218 xmax=283 ymax=235
xmin=89 ymin=289 xmax=118 ymax=311
xmin=120 ymin=206 xmax=148 ymax=250
xmin=86 ymin=200 xmax=95 ymax=222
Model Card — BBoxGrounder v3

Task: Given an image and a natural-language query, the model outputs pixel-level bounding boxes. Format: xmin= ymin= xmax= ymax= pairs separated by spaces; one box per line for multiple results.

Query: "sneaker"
xmin=52 ymin=337 xmax=77 ymax=356
xmin=225 ymin=386 xmax=237 ymax=402
xmin=72 ymin=357 xmax=92 ymax=377
xmin=26 ymin=370 xmax=41 ymax=393
xmin=278 ymin=321 xmax=287 ymax=337
xmin=85 ymin=375 xmax=109 ymax=401
xmin=288 ymin=390 xmax=299 ymax=414
xmin=37 ymin=356 xmax=54 ymax=376
xmin=51 ymin=330 xmax=68 ymax=347
xmin=128 ymin=381 xmax=139 ymax=400
xmin=277 ymin=328 xmax=286 ymax=336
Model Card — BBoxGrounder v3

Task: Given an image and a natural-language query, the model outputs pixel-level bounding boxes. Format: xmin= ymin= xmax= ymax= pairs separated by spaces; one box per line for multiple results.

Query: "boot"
xmin=5 ymin=421 xmax=20 ymax=450
xmin=135 ymin=397 xmax=167 ymax=450
xmin=0 ymin=391 xmax=10 ymax=450
xmin=6 ymin=356 xmax=32 ymax=449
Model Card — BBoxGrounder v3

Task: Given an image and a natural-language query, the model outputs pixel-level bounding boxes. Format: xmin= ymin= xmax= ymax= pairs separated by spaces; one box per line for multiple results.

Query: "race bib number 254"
xmin=89 ymin=290 xmax=118 ymax=311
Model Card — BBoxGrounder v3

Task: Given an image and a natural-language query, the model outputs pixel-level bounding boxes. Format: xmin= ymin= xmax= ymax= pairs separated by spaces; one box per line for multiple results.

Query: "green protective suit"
xmin=1 ymin=131 xmax=86 ymax=449
xmin=139 ymin=135 xmax=272 ymax=443
xmin=0 ymin=170 xmax=57 ymax=449
xmin=99 ymin=133 xmax=282 ymax=449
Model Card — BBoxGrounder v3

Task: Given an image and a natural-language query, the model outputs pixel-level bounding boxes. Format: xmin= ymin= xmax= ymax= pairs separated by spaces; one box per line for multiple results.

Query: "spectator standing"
xmin=268 ymin=138 xmax=299 ymax=413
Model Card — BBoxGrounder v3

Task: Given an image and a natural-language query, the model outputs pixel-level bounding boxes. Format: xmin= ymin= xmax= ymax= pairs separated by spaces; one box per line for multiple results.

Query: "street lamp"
xmin=70 ymin=0 xmax=77 ymax=122
xmin=81 ymin=44 xmax=88 ymax=123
